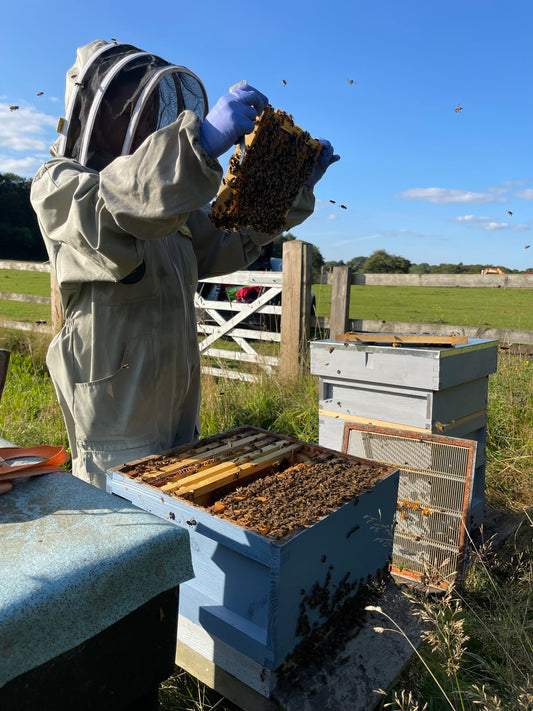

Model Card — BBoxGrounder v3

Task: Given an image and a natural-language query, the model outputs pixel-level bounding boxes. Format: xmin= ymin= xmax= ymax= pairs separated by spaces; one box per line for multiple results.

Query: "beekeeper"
xmin=31 ymin=40 xmax=339 ymax=489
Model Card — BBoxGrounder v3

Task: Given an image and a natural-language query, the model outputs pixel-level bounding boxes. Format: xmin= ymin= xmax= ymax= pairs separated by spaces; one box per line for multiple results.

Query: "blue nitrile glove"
xmin=306 ymin=138 xmax=341 ymax=187
xmin=199 ymin=84 xmax=269 ymax=160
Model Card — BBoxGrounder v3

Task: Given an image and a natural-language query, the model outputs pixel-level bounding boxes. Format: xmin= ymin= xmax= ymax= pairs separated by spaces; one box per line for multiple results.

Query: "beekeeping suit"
xmin=31 ymin=40 xmax=315 ymax=489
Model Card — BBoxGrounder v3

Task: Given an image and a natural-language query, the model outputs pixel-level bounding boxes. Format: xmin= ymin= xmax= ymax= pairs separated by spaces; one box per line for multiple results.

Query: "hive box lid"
xmin=310 ymin=337 xmax=498 ymax=390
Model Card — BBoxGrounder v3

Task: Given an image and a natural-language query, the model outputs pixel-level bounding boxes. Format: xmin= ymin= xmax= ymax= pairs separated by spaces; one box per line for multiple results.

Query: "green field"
xmin=1 ymin=269 xmax=532 ymax=331
xmin=0 ymin=269 xmax=51 ymax=297
xmin=314 ymin=284 xmax=533 ymax=331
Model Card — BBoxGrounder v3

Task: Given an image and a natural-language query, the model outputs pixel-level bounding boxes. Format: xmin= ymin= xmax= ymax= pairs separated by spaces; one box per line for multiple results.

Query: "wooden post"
xmin=50 ymin=270 xmax=64 ymax=334
xmin=280 ymin=240 xmax=312 ymax=380
xmin=329 ymin=266 xmax=351 ymax=338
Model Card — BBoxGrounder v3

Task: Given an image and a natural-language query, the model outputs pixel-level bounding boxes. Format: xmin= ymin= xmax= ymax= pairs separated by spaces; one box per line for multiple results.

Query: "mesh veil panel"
xmin=130 ymin=71 xmax=206 ymax=153
xmin=64 ymin=43 xmax=207 ymax=170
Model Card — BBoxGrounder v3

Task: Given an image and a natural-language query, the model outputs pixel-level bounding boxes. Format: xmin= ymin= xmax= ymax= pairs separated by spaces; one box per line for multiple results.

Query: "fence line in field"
xmin=1 ymin=258 xmax=533 ymax=370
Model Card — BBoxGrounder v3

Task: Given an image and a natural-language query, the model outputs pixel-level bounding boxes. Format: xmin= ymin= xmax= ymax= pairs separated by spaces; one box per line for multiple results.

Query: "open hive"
xmin=116 ymin=426 xmax=391 ymax=540
xmin=210 ymin=106 xmax=322 ymax=234
xmin=107 ymin=426 xmax=399 ymax=680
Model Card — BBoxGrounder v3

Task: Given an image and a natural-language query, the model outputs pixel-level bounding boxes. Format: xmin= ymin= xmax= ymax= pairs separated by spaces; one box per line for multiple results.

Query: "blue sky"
xmin=1 ymin=0 xmax=532 ymax=270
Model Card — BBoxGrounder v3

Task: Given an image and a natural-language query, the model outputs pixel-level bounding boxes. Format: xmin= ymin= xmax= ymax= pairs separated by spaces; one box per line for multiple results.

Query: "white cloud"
xmin=0 ymin=153 xmax=47 ymax=175
xmin=516 ymin=189 xmax=533 ymax=200
xmin=396 ymin=187 xmax=506 ymax=204
xmin=481 ymin=221 xmax=510 ymax=230
xmin=0 ymin=104 xmax=57 ymax=152
xmin=452 ymin=214 xmax=529 ymax=231
xmin=453 ymin=215 xmax=491 ymax=223
xmin=326 ymin=213 xmax=339 ymax=221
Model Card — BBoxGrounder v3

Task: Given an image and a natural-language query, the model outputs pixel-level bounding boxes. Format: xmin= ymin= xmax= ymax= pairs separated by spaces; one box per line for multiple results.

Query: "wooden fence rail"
xmin=1 ymin=258 xmax=533 ymax=375
xmin=325 ymin=266 xmax=533 ymax=346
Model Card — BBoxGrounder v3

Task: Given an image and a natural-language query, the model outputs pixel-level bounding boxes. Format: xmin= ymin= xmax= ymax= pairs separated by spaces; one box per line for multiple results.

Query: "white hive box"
xmin=310 ymin=336 xmax=498 ymax=528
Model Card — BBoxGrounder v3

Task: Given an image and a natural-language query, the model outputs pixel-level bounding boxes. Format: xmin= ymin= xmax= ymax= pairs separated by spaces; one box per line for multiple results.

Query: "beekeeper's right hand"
xmin=199 ymin=84 xmax=268 ymax=160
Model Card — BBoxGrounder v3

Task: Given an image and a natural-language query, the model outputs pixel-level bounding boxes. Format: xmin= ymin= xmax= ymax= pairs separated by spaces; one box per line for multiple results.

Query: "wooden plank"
xmin=156 ymin=434 xmax=275 ymax=491
xmin=203 ymin=348 xmax=279 ymax=367
xmin=201 ymin=366 xmax=259 ymax=382
xmin=199 ymin=270 xmax=283 ymax=287
xmin=168 ymin=439 xmax=296 ymax=493
xmin=198 ymin=324 xmax=281 ymax=343
xmin=336 ymin=332 xmax=469 ymax=346
xmin=0 ymin=260 xmax=50 ymax=272
xmin=179 ymin=443 xmax=302 ymax=499
xmin=141 ymin=433 xmax=274 ymax=482
xmin=0 ymin=292 xmax=50 ymax=304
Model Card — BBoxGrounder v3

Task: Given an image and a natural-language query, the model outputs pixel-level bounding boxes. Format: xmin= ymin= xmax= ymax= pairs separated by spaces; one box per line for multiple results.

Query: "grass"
xmin=0 ymin=330 xmax=531 ymax=710
xmin=0 ymin=269 xmax=51 ymax=297
xmin=313 ymin=284 xmax=533 ymax=331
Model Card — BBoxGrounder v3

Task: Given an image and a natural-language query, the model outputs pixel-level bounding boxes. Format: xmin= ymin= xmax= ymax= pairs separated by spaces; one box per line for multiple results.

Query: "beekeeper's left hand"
xmin=306 ymin=138 xmax=340 ymax=187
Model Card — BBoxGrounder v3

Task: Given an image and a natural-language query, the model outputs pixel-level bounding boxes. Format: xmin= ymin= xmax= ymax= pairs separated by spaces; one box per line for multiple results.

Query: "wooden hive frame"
xmin=210 ymin=106 xmax=322 ymax=234
xmin=117 ymin=427 xmax=338 ymax=507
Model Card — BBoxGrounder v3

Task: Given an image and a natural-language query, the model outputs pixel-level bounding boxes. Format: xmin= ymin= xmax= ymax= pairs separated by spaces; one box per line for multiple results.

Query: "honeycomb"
xmin=210 ymin=106 xmax=322 ymax=234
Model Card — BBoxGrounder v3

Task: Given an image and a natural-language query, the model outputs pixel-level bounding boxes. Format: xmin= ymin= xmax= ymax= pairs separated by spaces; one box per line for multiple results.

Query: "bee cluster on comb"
xmin=210 ymin=106 xmax=322 ymax=234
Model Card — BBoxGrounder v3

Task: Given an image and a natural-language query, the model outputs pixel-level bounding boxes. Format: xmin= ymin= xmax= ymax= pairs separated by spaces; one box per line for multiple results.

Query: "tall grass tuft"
xmin=0 ymin=330 xmax=67 ymax=449
xmin=200 ymin=362 xmax=319 ymax=444
xmin=485 ymin=346 xmax=533 ymax=511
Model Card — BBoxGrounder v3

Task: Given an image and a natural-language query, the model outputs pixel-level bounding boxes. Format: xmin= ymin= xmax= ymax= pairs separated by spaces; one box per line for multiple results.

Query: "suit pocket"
xmin=73 ymin=334 xmax=158 ymax=444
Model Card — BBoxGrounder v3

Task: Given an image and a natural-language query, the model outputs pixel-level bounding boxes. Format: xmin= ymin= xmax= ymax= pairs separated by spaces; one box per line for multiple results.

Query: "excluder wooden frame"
xmin=210 ymin=106 xmax=322 ymax=234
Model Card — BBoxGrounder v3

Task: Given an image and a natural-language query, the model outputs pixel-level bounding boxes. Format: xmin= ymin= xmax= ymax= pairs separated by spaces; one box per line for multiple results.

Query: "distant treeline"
xmin=0 ymin=173 xmax=47 ymax=261
xmin=323 ymin=249 xmax=527 ymax=275
xmin=0 ymin=172 xmax=529 ymax=273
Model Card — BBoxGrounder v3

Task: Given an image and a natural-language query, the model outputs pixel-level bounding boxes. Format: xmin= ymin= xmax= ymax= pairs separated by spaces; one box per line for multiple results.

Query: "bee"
xmin=74 ymin=82 xmax=85 ymax=87
xmin=9 ymin=105 xmax=19 ymax=111
xmin=525 ymin=245 xmax=531 ymax=249
xmin=454 ymin=105 xmax=463 ymax=113
xmin=70 ymin=74 xmax=77 ymax=79
xmin=36 ymin=91 xmax=44 ymax=96
xmin=340 ymin=204 xmax=347 ymax=209
xmin=282 ymin=79 xmax=287 ymax=86
xmin=111 ymin=37 xmax=118 ymax=42
xmin=329 ymin=199 xmax=336 ymax=203
xmin=348 ymin=78 xmax=355 ymax=85
xmin=507 ymin=210 xmax=513 ymax=216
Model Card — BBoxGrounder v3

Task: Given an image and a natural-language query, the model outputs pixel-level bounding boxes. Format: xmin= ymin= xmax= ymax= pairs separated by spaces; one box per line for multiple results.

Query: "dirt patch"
xmin=208 ymin=458 xmax=387 ymax=540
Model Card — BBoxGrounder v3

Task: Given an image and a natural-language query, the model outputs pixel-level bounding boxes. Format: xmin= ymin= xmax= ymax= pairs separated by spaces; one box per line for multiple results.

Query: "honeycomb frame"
xmin=210 ymin=106 xmax=322 ymax=234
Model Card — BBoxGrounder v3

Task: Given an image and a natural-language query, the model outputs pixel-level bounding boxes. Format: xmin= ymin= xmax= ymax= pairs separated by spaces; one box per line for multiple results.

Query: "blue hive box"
xmin=107 ymin=427 xmax=399 ymax=694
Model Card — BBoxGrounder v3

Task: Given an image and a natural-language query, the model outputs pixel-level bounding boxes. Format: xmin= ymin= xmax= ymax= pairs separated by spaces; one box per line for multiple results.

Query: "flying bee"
xmin=454 ymin=105 xmax=463 ymax=113
xmin=70 ymin=74 xmax=77 ymax=79
xmin=282 ymin=79 xmax=287 ymax=86
xmin=507 ymin=210 xmax=513 ymax=216
xmin=74 ymin=82 xmax=85 ymax=87
xmin=348 ymin=78 xmax=355 ymax=85
xmin=525 ymin=245 xmax=530 ymax=249
xmin=340 ymin=204 xmax=347 ymax=209
xmin=36 ymin=91 xmax=44 ymax=96
xmin=329 ymin=199 xmax=336 ymax=203
xmin=9 ymin=105 xmax=19 ymax=111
